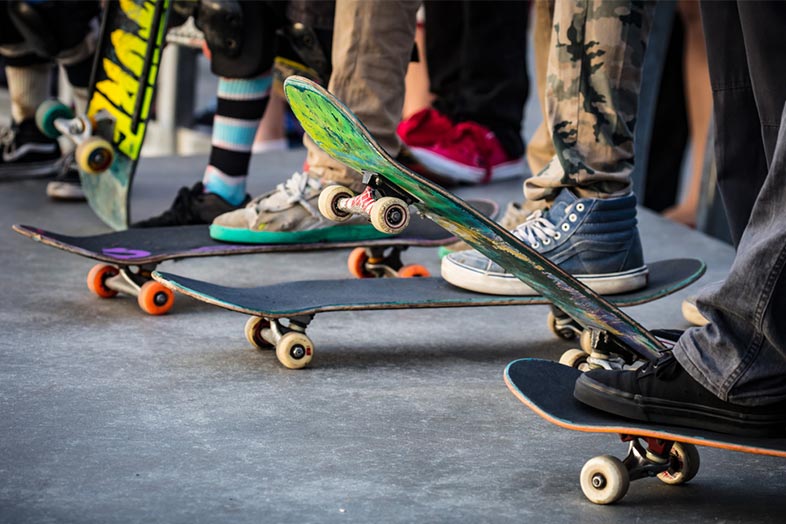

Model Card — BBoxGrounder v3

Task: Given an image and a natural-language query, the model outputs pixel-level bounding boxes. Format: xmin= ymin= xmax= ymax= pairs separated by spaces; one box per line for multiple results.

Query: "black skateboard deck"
xmin=505 ymin=358 xmax=786 ymax=504
xmin=11 ymin=199 xmax=496 ymax=315
xmin=152 ymin=258 xmax=704 ymax=369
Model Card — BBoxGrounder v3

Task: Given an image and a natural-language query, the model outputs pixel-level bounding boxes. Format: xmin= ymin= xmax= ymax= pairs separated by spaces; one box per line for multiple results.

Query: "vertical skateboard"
xmin=36 ymin=0 xmax=171 ymax=230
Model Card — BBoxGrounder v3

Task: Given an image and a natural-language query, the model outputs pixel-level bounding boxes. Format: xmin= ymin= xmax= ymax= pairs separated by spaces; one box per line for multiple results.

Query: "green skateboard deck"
xmin=283 ymin=76 xmax=668 ymax=362
xmin=152 ymin=258 xmax=704 ymax=369
xmin=505 ymin=359 xmax=786 ymax=504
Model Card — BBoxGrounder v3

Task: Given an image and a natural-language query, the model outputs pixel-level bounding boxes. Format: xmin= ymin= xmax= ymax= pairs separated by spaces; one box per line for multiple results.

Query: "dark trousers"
xmin=700 ymin=1 xmax=786 ymax=247
xmin=423 ymin=0 xmax=529 ymax=159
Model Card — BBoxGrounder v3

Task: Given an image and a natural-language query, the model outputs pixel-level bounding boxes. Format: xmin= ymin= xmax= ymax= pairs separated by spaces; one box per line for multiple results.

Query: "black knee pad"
xmin=196 ymin=0 xmax=280 ymax=78
xmin=5 ymin=0 xmax=99 ymax=59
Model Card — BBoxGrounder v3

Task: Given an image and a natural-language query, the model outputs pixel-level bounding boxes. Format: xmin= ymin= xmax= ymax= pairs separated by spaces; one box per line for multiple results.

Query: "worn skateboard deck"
xmin=151 ymin=258 xmax=704 ymax=369
xmin=11 ymin=199 xmax=496 ymax=315
xmin=12 ymin=200 xmax=495 ymax=265
xmin=82 ymin=0 xmax=170 ymax=230
xmin=284 ymin=77 xmax=666 ymax=362
xmin=505 ymin=358 xmax=786 ymax=503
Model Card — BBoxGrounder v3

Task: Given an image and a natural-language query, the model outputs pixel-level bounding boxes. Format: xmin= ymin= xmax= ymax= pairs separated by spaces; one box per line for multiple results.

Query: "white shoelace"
xmin=512 ymin=209 xmax=559 ymax=248
xmin=0 ymin=127 xmax=15 ymax=149
xmin=253 ymin=171 xmax=323 ymax=217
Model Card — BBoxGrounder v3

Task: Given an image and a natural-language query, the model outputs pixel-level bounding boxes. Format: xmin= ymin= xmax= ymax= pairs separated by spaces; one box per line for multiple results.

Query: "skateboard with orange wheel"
xmin=35 ymin=0 xmax=172 ymax=230
xmin=12 ymin=202 xmax=495 ymax=315
xmin=505 ymin=358 xmax=786 ymax=505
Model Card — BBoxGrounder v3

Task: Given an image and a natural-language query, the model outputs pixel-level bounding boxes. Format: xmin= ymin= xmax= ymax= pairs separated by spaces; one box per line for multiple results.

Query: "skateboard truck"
xmin=244 ymin=315 xmax=314 ymax=369
xmin=580 ymin=435 xmax=700 ymax=504
xmin=35 ymin=100 xmax=115 ymax=175
xmin=87 ymin=263 xmax=174 ymax=315
xmin=318 ymin=173 xmax=414 ymax=235
xmin=559 ymin=326 xmax=646 ymax=371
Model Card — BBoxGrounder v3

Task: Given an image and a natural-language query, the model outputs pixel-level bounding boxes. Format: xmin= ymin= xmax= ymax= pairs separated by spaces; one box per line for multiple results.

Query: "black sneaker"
xmin=132 ymin=182 xmax=250 ymax=227
xmin=46 ymin=154 xmax=85 ymax=201
xmin=574 ymin=351 xmax=786 ymax=437
xmin=0 ymin=118 xmax=63 ymax=178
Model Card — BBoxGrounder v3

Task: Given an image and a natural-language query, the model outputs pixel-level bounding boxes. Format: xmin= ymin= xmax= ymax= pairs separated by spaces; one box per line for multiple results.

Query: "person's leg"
xmin=442 ymin=1 xmax=654 ymax=296
xmin=524 ymin=0 xmax=654 ymax=201
xmin=210 ymin=0 xmax=422 ymax=243
xmin=525 ymin=0 xmax=557 ymax=177
xmin=574 ymin=103 xmax=786 ymax=436
xmin=134 ymin=1 xmax=279 ymax=227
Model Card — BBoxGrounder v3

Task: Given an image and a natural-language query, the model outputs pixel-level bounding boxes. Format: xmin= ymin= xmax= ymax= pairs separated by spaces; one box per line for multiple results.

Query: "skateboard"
xmin=151 ymin=258 xmax=704 ymax=369
xmin=505 ymin=358 xmax=786 ymax=505
xmin=284 ymin=76 xmax=673 ymax=365
xmin=11 ymin=199 xmax=495 ymax=315
xmin=35 ymin=0 xmax=171 ymax=230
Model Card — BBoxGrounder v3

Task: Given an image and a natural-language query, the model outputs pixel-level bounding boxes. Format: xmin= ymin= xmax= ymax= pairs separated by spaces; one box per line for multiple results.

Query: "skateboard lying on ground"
xmin=152 ymin=258 xmax=704 ymax=369
xmin=505 ymin=359 xmax=786 ymax=505
xmin=36 ymin=0 xmax=171 ymax=230
xmin=283 ymin=76 xmax=679 ymax=365
xmin=12 ymin=200 xmax=495 ymax=315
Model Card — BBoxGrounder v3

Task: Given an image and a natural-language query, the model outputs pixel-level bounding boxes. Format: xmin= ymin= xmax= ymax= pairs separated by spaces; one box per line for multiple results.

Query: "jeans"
xmin=423 ymin=0 xmax=529 ymax=160
xmin=672 ymin=2 xmax=786 ymax=406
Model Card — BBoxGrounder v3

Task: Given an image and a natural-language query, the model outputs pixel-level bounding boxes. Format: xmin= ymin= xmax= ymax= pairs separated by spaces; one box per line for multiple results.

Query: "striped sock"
xmin=203 ymin=74 xmax=271 ymax=205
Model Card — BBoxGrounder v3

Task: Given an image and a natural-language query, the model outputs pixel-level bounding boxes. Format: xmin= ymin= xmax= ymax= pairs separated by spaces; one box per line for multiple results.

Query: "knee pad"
xmin=196 ymin=0 xmax=278 ymax=78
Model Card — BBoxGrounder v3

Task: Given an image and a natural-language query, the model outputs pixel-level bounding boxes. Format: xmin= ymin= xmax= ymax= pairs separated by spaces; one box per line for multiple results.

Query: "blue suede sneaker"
xmin=441 ymin=188 xmax=648 ymax=295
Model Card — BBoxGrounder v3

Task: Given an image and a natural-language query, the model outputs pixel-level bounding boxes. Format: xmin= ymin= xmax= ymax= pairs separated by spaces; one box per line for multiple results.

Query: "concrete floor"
xmin=2 ymin=151 xmax=786 ymax=523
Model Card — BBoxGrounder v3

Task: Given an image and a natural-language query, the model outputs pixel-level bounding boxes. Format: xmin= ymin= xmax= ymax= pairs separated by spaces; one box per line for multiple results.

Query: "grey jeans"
xmin=673 ymin=103 xmax=786 ymax=407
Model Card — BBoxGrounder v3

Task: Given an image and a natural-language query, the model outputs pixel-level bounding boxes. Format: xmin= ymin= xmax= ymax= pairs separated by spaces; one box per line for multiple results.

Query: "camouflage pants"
xmin=524 ymin=0 xmax=655 ymax=202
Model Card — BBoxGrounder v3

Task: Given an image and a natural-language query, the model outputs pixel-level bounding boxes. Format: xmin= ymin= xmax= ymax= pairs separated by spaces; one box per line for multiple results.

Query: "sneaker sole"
xmin=441 ymin=257 xmax=649 ymax=296
xmin=209 ymin=223 xmax=393 ymax=244
xmin=46 ymin=181 xmax=86 ymax=201
xmin=574 ymin=374 xmax=786 ymax=438
xmin=408 ymin=147 xmax=525 ymax=184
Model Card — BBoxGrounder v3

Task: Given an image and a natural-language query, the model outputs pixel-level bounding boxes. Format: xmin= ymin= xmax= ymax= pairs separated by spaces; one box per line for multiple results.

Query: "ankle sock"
xmin=6 ymin=64 xmax=51 ymax=123
xmin=202 ymin=74 xmax=271 ymax=205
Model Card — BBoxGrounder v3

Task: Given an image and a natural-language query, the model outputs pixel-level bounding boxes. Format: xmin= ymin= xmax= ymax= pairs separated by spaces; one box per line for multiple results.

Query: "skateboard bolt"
xmin=291 ymin=345 xmax=306 ymax=359
xmin=591 ymin=474 xmax=606 ymax=489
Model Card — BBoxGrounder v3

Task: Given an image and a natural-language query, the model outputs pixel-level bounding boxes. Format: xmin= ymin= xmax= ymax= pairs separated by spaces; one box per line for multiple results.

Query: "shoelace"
xmin=0 ymin=127 xmax=16 ymax=149
xmin=512 ymin=209 xmax=559 ymax=248
xmin=253 ymin=171 xmax=322 ymax=217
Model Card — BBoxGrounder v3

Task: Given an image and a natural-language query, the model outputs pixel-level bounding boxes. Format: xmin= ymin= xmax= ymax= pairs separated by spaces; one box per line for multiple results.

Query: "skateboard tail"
xmin=284 ymin=76 xmax=664 ymax=361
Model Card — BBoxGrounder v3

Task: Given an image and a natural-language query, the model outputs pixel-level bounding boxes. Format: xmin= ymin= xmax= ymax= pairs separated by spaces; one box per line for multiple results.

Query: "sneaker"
xmin=441 ymin=188 xmax=648 ymax=295
xmin=406 ymin=120 xmax=525 ymax=184
xmin=0 ymin=119 xmax=63 ymax=178
xmin=209 ymin=171 xmax=391 ymax=244
xmin=132 ymin=182 xmax=249 ymax=227
xmin=397 ymin=107 xmax=453 ymax=148
xmin=574 ymin=351 xmax=786 ymax=437
xmin=681 ymin=296 xmax=709 ymax=326
xmin=46 ymin=154 xmax=84 ymax=201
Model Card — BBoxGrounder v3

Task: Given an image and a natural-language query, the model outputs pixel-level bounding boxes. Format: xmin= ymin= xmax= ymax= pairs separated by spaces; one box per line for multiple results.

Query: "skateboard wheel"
xmin=559 ymin=349 xmax=589 ymax=371
xmin=657 ymin=442 xmax=700 ymax=485
xmin=244 ymin=316 xmax=274 ymax=350
xmin=276 ymin=332 xmax=313 ymax=369
xmin=86 ymin=263 xmax=119 ymax=298
xmin=137 ymin=281 xmax=174 ymax=315
xmin=36 ymin=99 xmax=74 ymax=139
xmin=547 ymin=311 xmax=578 ymax=341
xmin=370 ymin=197 xmax=409 ymax=235
xmin=580 ymin=455 xmax=630 ymax=505
xmin=398 ymin=264 xmax=430 ymax=278
xmin=76 ymin=136 xmax=114 ymax=174
xmin=318 ymin=185 xmax=355 ymax=222
xmin=347 ymin=247 xmax=374 ymax=278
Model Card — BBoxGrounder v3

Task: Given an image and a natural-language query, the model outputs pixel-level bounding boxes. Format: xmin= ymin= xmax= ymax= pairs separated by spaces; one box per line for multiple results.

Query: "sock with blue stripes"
xmin=202 ymin=74 xmax=271 ymax=205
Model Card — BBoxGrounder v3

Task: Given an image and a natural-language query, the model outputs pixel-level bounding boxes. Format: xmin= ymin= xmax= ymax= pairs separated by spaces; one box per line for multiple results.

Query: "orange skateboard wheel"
xmin=86 ymin=264 xmax=119 ymax=298
xmin=137 ymin=281 xmax=174 ymax=315
xmin=398 ymin=264 xmax=430 ymax=278
xmin=347 ymin=247 xmax=374 ymax=278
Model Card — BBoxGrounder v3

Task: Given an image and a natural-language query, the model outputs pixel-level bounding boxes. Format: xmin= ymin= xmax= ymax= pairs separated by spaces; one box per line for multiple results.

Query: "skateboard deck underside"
xmin=12 ymin=200 xmax=495 ymax=265
xmin=505 ymin=359 xmax=786 ymax=458
xmin=152 ymin=258 xmax=704 ymax=318
xmin=284 ymin=77 xmax=665 ymax=360
xmin=82 ymin=0 xmax=170 ymax=230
